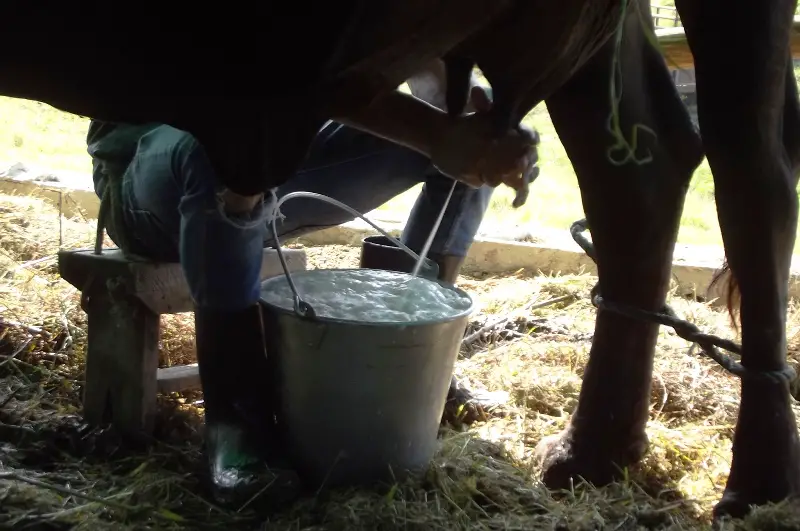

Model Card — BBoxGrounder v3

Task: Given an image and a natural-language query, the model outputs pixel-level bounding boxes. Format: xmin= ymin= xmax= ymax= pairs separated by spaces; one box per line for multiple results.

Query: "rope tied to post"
xmin=570 ymin=218 xmax=800 ymax=399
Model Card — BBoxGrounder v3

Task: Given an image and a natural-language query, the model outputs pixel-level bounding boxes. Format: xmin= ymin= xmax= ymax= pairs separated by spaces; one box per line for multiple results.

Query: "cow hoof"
xmin=712 ymin=493 xmax=755 ymax=522
xmin=712 ymin=381 xmax=800 ymax=522
xmin=441 ymin=381 xmax=508 ymax=427
xmin=713 ymin=465 xmax=800 ymax=522
xmin=535 ymin=428 xmax=649 ymax=489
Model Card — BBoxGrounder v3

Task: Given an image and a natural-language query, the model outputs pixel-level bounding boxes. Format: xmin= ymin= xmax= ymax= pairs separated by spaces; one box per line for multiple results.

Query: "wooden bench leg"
xmin=82 ymin=285 xmax=160 ymax=436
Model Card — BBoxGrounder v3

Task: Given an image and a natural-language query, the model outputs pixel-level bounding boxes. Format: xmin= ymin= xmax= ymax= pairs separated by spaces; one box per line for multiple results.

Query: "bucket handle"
xmin=269 ymin=191 xmax=429 ymax=320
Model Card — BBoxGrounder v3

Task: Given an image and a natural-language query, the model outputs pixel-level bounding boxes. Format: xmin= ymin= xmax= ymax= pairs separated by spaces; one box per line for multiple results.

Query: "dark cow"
xmin=2 ymin=0 xmax=798 ymax=520
xmin=437 ymin=0 xmax=800 ymax=518
xmin=437 ymin=0 xmax=799 ymax=517
xmin=1 ymin=1 xmax=523 ymax=195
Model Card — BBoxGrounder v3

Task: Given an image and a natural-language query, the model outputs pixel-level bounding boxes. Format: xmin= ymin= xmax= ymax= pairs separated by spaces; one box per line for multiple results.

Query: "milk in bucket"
xmin=261 ymin=188 xmax=474 ymax=489
xmin=260 ymin=268 xmax=472 ymax=323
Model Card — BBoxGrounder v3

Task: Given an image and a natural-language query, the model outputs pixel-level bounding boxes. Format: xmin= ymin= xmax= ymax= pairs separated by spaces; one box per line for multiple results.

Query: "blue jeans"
xmin=114 ymin=123 xmax=493 ymax=311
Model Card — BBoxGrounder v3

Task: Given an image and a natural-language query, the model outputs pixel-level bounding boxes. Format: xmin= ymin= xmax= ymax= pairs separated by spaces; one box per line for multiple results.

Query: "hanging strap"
xmin=92 ymin=164 xmax=139 ymax=259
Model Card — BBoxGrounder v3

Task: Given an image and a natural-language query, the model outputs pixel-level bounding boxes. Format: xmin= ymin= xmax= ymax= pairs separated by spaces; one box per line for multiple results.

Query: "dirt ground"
xmin=2 ymin=191 xmax=800 ymax=530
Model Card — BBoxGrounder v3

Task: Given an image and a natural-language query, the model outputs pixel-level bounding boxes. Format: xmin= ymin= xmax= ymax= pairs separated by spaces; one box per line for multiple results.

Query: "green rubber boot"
xmin=194 ymin=303 xmax=301 ymax=509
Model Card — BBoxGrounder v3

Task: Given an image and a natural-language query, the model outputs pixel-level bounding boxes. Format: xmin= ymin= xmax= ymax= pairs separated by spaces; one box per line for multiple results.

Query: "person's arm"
xmin=332 ymin=65 xmax=534 ymax=192
xmin=332 ymin=58 xmax=490 ymax=159
xmin=332 ymin=89 xmax=451 ymax=159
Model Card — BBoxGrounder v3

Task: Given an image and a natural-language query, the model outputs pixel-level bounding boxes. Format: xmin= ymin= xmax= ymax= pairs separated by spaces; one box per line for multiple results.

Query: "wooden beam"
xmin=157 ymin=364 xmax=200 ymax=394
xmin=59 ymin=247 xmax=308 ymax=314
xmin=655 ymin=16 xmax=800 ymax=70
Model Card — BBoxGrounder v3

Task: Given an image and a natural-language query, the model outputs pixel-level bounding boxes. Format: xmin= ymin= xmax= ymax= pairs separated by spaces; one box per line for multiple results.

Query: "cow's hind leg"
xmin=535 ymin=3 xmax=704 ymax=487
xmin=676 ymin=0 xmax=800 ymax=519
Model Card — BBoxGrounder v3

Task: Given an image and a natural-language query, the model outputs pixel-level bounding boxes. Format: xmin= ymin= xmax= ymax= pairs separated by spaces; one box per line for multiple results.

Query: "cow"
xmin=435 ymin=0 xmax=800 ymax=519
xmin=1 ymin=1 xmax=529 ymax=196
xmin=1 ymin=0 xmax=797 ymax=520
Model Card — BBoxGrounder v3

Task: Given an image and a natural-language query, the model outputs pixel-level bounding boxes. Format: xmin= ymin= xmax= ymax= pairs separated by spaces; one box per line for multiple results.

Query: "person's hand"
xmin=431 ymin=85 xmax=540 ymax=206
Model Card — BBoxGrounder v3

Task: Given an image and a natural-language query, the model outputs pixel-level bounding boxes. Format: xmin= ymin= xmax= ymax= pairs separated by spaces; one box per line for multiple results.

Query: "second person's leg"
xmin=267 ymin=122 xmax=493 ymax=285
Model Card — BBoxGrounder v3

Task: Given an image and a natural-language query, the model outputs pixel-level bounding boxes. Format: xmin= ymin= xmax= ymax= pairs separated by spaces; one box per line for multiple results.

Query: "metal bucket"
xmin=360 ymin=235 xmax=439 ymax=280
xmin=260 ymin=271 xmax=472 ymax=488
xmin=260 ymin=192 xmax=473 ymax=489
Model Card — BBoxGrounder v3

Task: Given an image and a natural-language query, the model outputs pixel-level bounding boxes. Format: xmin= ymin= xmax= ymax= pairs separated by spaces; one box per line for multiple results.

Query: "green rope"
xmin=605 ymin=0 xmax=658 ymax=167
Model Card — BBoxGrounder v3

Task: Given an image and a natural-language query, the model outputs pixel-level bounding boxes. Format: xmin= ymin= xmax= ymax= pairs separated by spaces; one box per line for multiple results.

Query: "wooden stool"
xmin=58 ymin=247 xmax=307 ymax=437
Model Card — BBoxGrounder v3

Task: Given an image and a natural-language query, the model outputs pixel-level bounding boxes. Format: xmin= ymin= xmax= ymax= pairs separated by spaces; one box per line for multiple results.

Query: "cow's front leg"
xmin=676 ymin=0 xmax=800 ymax=519
xmin=534 ymin=4 xmax=703 ymax=488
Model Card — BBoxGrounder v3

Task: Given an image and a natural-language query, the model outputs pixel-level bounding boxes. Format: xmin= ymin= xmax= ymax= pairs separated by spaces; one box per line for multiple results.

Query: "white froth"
xmin=261 ymin=269 xmax=472 ymax=323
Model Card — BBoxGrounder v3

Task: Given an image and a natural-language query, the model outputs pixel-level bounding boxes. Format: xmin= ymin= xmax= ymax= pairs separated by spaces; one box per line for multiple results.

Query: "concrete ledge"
xmin=0 ymin=176 xmax=100 ymax=219
xmin=293 ymin=218 xmax=800 ymax=306
xmin=8 ymin=175 xmax=800 ymax=305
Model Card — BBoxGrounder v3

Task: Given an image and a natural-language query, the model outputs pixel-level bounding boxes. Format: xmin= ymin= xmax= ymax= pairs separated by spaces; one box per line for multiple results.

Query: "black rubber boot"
xmin=359 ymin=235 xmax=440 ymax=279
xmin=194 ymin=303 xmax=301 ymax=509
xmin=424 ymin=253 xmax=509 ymax=426
xmin=427 ymin=252 xmax=466 ymax=286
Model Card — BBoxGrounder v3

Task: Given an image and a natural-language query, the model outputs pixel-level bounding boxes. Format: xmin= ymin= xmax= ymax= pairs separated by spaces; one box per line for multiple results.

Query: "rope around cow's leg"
xmin=570 ymin=218 xmax=800 ymax=398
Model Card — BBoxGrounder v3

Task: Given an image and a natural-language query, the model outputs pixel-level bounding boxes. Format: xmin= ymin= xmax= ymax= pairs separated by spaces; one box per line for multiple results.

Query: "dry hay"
xmin=1 ymin=191 xmax=800 ymax=530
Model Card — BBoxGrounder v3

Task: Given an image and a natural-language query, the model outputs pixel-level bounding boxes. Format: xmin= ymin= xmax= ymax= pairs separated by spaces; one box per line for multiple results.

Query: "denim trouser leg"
xmin=120 ymin=125 xmax=268 ymax=312
xmin=401 ymin=171 xmax=493 ymax=257
xmin=116 ymin=123 xmax=493 ymax=312
xmin=266 ymin=123 xmax=494 ymax=257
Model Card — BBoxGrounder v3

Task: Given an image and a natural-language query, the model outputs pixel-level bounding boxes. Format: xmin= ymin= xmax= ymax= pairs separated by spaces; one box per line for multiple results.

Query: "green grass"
xmin=0 ymin=97 xmax=91 ymax=174
xmin=383 ymin=65 xmax=800 ymax=252
xmin=0 ymin=86 xmax=791 ymax=252
xmin=377 ymin=101 xmax=726 ymax=248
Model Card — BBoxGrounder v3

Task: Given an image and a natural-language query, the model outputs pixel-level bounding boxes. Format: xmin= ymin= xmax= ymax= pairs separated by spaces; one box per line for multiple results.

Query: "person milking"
xmin=87 ymin=59 xmax=538 ymax=507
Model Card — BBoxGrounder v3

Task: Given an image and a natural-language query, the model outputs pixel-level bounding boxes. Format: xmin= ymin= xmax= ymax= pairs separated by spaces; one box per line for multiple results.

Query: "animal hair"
xmin=708 ymin=259 xmax=742 ymax=333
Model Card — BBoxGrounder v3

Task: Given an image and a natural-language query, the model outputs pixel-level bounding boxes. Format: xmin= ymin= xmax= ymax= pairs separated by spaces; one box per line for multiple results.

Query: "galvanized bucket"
xmin=259 ymin=192 xmax=474 ymax=489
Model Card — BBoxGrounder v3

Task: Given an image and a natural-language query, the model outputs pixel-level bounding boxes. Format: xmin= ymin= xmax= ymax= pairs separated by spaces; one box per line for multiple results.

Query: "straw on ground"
xmin=3 ymin=191 xmax=800 ymax=529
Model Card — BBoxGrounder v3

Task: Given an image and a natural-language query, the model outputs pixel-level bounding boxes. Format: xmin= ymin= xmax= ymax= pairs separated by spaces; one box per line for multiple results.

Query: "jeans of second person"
xmin=115 ymin=123 xmax=493 ymax=312
xmin=266 ymin=122 xmax=493 ymax=257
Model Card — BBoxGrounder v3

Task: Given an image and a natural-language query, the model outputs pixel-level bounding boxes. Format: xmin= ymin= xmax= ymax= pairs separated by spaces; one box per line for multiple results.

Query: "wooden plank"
xmin=59 ymin=247 xmax=308 ymax=314
xmin=655 ymin=16 xmax=800 ymax=70
xmin=157 ymin=364 xmax=200 ymax=394
xmin=651 ymin=5 xmax=680 ymax=31
xmin=82 ymin=285 xmax=160 ymax=437
xmin=135 ymin=247 xmax=308 ymax=314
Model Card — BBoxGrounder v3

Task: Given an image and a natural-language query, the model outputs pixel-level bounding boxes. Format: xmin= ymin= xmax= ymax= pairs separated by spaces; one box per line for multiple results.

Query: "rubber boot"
xmin=427 ymin=252 xmax=466 ymax=286
xmin=424 ymin=253 xmax=509 ymax=426
xmin=359 ymin=235 xmax=439 ymax=279
xmin=194 ymin=303 xmax=301 ymax=509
